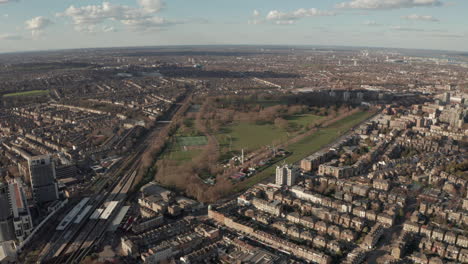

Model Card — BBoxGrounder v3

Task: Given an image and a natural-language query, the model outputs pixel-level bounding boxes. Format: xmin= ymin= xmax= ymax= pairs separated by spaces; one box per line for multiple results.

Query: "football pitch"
xmin=176 ymin=136 xmax=208 ymax=147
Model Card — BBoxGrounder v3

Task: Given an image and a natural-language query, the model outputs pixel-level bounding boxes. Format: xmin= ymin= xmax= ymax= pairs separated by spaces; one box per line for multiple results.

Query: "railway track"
xmin=46 ymin=141 xmax=148 ymax=264
xmin=39 ymin=89 xmax=193 ymax=264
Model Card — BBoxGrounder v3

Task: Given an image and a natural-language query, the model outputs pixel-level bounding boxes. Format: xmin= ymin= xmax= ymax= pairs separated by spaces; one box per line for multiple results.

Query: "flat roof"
xmin=101 ymin=201 xmax=119 ymax=220
xmin=73 ymin=205 xmax=92 ymax=224
xmin=90 ymin=209 xmax=104 ymax=220
xmin=109 ymin=206 xmax=130 ymax=231
xmin=56 ymin=197 xmax=90 ymax=231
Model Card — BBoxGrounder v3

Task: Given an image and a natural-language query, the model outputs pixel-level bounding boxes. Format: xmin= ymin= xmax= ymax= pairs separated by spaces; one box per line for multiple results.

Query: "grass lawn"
xmin=217 ymin=122 xmax=289 ymax=152
xmin=3 ymin=90 xmax=49 ymax=97
xmin=177 ymin=136 xmax=208 ymax=146
xmin=287 ymin=113 xmax=324 ymax=127
xmin=217 ymin=113 xmax=323 ymax=153
xmin=163 ymin=148 xmax=203 ymax=164
xmin=161 ymin=135 xmax=207 ymax=165
xmin=233 ymin=110 xmax=375 ymax=191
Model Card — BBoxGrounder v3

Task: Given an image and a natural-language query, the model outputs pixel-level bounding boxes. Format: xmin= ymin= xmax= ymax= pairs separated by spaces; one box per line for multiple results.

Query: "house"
xmin=328 ymin=225 xmax=341 ymax=239
xmin=350 ymin=217 xmax=366 ymax=231
xmin=313 ymin=235 xmax=328 ymax=249
xmin=444 ymin=231 xmax=457 ymax=245
xmin=431 ymin=241 xmax=447 ymax=258
xmin=420 ymin=225 xmax=433 ymax=238
xmin=458 ymin=248 xmax=468 ymax=263
xmin=445 ymin=245 xmax=460 ymax=261
xmin=456 ymin=235 xmax=468 ymax=248
xmin=315 ymin=221 xmax=328 ymax=234
xmin=403 ymin=222 xmax=421 ymax=233
xmin=373 ymin=179 xmax=390 ymax=191
xmin=377 ymin=213 xmax=394 ymax=227
xmin=366 ymin=210 xmax=377 ymax=222
xmin=409 ymin=252 xmax=429 ymax=264
xmin=327 ymin=240 xmax=342 ymax=253
xmin=341 ymin=229 xmax=357 ymax=242
xmin=363 ymin=224 xmax=384 ymax=249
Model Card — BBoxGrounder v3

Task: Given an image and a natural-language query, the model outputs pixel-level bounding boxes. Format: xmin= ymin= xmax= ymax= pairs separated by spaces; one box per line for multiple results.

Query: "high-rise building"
xmin=275 ymin=165 xmax=297 ymax=186
xmin=343 ymin=91 xmax=351 ymax=102
xmin=443 ymin=92 xmax=451 ymax=104
xmin=28 ymin=155 xmax=59 ymax=204
xmin=0 ymin=183 xmax=14 ymax=243
xmin=8 ymin=179 xmax=33 ymax=243
xmin=0 ymin=180 xmax=34 ymax=244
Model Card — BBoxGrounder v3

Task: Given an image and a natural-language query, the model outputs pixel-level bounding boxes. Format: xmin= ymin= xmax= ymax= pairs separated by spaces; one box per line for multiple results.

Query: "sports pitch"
xmin=176 ymin=136 xmax=208 ymax=147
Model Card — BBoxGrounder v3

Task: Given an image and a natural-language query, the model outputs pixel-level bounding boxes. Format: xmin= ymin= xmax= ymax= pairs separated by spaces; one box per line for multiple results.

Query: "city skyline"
xmin=1 ymin=0 xmax=468 ymax=53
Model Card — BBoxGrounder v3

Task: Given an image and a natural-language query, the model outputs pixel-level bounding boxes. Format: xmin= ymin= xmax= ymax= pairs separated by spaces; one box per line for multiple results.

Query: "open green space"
xmin=161 ymin=135 xmax=207 ymax=164
xmin=3 ymin=90 xmax=49 ymax=98
xmin=162 ymin=148 xmax=203 ymax=164
xmin=234 ymin=110 xmax=375 ymax=191
xmin=217 ymin=113 xmax=324 ymax=153
xmin=286 ymin=113 xmax=324 ymax=127
xmin=177 ymin=136 xmax=208 ymax=146
xmin=217 ymin=122 xmax=289 ymax=152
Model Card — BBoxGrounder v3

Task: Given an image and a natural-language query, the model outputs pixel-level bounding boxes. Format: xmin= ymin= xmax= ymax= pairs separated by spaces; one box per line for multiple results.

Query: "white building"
xmin=8 ymin=179 xmax=33 ymax=243
xmin=275 ymin=164 xmax=298 ymax=186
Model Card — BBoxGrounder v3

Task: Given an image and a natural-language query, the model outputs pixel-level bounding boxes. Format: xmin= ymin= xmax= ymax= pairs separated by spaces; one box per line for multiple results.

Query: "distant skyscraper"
xmin=275 ymin=165 xmax=297 ymax=186
xmin=28 ymin=155 xmax=59 ymax=204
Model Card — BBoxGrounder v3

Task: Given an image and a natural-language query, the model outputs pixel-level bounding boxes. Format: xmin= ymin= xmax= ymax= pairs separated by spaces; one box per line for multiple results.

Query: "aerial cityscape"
xmin=0 ymin=1 xmax=467 ymax=264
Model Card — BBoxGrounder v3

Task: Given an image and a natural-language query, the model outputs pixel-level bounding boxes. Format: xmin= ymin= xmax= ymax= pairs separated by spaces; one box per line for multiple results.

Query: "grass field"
xmin=3 ymin=90 xmax=49 ymax=97
xmin=287 ymin=113 xmax=324 ymax=127
xmin=162 ymin=135 xmax=207 ymax=164
xmin=217 ymin=113 xmax=323 ymax=153
xmin=234 ymin=110 xmax=375 ymax=191
xmin=217 ymin=123 xmax=289 ymax=152
xmin=162 ymin=148 xmax=203 ymax=164
xmin=177 ymin=136 xmax=208 ymax=146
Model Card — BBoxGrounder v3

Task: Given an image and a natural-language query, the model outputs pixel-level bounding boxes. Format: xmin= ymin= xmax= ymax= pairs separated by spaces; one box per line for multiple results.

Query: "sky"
xmin=0 ymin=0 xmax=467 ymax=53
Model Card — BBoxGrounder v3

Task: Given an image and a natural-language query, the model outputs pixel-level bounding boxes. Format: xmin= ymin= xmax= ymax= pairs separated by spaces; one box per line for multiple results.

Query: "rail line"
xmin=46 ymin=137 xmax=149 ymax=264
xmin=38 ymin=89 xmax=192 ymax=264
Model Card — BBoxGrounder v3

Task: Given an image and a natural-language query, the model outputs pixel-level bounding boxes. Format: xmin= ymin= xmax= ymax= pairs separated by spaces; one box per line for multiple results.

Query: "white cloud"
xmin=25 ymin=16 xmax=53 ymax=37
xmin=137 ymin=0 xmax=164 ymax=13
xmin=265 ymin=8 xmax=335 ymax=25
xmin=363 ymin=20 xmax=382 ymax=26
xmin=275 ymin=20 xmax=295 ymax=25
xmin=121 ymin=17 xmax=175 ymax=31
xmin=402 ymin=14 xmax=439 ymax=22
xmin=391 ymin=26 xmax=425 ymax=31
xmin=58 ymin=1 xmax=174 ymax=33
xmin=102 ymin=26 xmax=116 ymax=32
xmin=431 ymin=33 xmax=466 ymax=38
xmin=0 ymin=33 xmax=22 ymax=40
xmin=25 ymin=16 xmax=53 ymax=30
xmin=266 ymin=8 xmax=335 ymax=21
xmin=248 ymin=10 xmax=264 ymax=25
xmin=0 ymin=0 xmax=18 ymax=4
xmin=336 ymin=0 xmax=443 ymax=10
